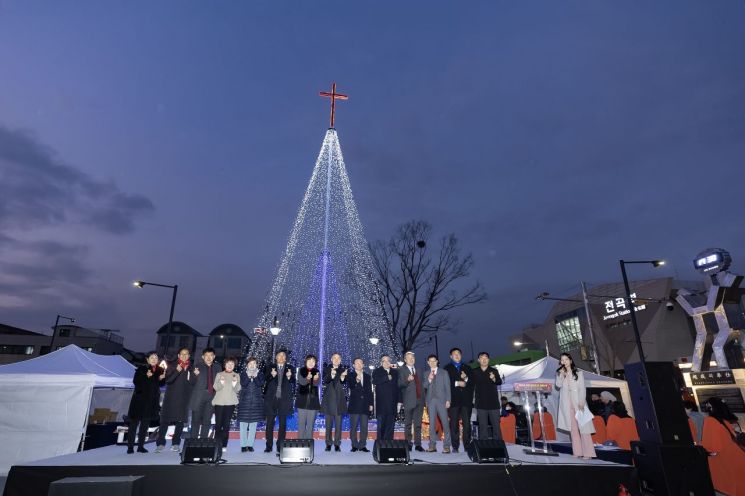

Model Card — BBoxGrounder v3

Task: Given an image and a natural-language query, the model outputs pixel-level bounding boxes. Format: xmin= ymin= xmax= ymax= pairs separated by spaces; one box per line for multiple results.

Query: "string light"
xmin=245 ymin=130 xmax=394 ymax=368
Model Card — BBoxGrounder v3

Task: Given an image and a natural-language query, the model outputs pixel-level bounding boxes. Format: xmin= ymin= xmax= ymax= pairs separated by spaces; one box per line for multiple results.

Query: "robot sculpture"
xmin=676 ymin=248 xmax=745 ymax=372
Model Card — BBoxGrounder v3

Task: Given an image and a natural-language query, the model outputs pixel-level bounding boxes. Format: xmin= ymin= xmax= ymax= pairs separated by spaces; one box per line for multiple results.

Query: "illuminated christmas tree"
xmin=244 ymin=84 xmax=396 ymax=369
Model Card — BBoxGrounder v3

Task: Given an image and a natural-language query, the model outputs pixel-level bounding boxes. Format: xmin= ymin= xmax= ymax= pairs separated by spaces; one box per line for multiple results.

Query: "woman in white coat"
xmin=555 ymin=352 xmax=596 ymax=459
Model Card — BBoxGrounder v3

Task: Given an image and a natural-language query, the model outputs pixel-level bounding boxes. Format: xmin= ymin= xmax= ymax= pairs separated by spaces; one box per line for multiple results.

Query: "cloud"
xmin=0 ymin=125 xmax=154 ymax=234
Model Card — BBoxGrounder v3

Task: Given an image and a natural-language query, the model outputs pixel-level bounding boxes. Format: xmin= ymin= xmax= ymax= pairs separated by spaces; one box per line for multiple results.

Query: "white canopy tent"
xmin=494 ymin=356 xmax=632 ymax=440
xmin=0 ymin=345 xmax=135 ymax=474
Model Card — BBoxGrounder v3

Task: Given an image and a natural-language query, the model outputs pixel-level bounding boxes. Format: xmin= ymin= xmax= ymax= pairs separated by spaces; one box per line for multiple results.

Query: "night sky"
xmin=1 ymin=1 xmax=744 ymax=357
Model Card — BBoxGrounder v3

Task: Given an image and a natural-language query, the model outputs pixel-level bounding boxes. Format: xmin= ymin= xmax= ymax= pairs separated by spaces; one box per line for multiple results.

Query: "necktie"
xmin=207 ymin=365 xmax=214 ymax=394
xmin=276 ymin=365 xmax=283 ymax=398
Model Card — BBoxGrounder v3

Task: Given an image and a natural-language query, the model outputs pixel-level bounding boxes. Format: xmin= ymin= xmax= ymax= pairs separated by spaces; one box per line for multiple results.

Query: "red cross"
xmin=319 ymin=82 xmax=348 ymax=128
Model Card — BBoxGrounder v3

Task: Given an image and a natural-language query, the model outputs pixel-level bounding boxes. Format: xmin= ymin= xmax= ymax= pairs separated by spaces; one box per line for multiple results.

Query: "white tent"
xmin=0 ymin=345 xmax=135 ymax=474
xmin=495 ymin=356 xmax=632 ymax=439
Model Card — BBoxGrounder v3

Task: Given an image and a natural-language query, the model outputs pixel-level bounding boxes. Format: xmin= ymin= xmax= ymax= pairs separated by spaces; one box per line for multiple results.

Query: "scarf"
xmin=177 ymin=359 xmax=190 ymax=370
xmin=451 ymin=359 xmax=462 ymax=371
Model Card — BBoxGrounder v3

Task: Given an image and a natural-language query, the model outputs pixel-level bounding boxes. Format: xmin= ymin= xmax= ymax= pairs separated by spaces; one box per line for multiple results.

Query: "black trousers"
xmin=127 ymin=418 xmax=150 ymax=449
xmin=376 ymin=413 xmax=395 ymax=441
xmin=157 ymin=419 xmax=185 ymax=447
xmin=214 ymin=405 xmax=235 ymax=448
xmin=349 ymin=413 xmax=369 ymax=449
xmin=476 ymin=409 xmax=502 ymax=440
xmin=448 ymin=405 xmax=472 ymax=449
xmin=265 ymin=399 xmax=288 ymax=451
xmin=190 ymin=397 xmax=214 ymax=439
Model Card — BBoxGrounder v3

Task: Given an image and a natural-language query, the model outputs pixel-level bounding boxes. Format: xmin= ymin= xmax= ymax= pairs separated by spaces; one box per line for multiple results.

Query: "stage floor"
xmin=20 ymin=439 xmax=622 ymax=467
xmin=4 ymin=440 xmax=638 ymax=496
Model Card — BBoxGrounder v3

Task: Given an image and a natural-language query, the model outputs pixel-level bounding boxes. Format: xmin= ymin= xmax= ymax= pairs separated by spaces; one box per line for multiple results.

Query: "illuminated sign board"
xmin=690 ymin=370 xmax=736 ymax=386
xmin=603 ymin=292 xmax=647 ymax=321
xmin=693 ymin=248 xmax=731 ymax=275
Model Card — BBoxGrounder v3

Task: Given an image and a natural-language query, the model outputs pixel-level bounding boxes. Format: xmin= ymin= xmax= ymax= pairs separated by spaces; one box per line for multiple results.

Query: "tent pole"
xmin=79 ymin=386 xmax=95 ymax=452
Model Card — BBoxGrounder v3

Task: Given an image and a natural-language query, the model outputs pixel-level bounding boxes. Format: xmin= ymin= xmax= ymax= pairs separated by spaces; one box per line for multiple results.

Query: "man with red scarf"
xmin=156 ymin=347 xmax=196 ymax=452
xmin=190 ymin=347 xmax=222 ymax=439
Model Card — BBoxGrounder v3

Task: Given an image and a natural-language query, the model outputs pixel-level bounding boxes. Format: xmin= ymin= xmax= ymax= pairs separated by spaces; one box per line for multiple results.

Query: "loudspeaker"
xmin=631 ymin=441 xmax=714 ymax=495
xmin=180 ymin=438 xmax=220 ymax=464
xmin=624 ymin=362 xmax=693 ymax=445
xmin=279 ymin=439 xmax=314 ymax=464
xmin=372 ymin=439 xmax=410 ymax=464
xmin=48 ymin=476 xmax=144 ymax=496
xmin=467 ymin=439 xmax=508 ymax=464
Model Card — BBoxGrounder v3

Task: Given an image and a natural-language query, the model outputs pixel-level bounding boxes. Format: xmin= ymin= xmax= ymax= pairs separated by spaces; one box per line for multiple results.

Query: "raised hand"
xmin=285 ymin=368 xmax=292 ymax=379
xmin=177 ymin=364 xmax=183 ymax=373
xmin=428 ymin=371 xmax=435 ymax=382
xmin=340 ymin=369 xmax=348 ymax=380
xmin=331 ymin=368 xmax=337 ymax=379
xmin=356 ymin=374 xmax=362 ymax=383
xmin=460 ymin=371 xmax=467 ymax=380
xmin=220 ymin=374 xmax=225 ymax=384
xmin=307 ymin=372 xmax=313 ymax=380
xmin=159 ymin=372 xmax=166 ymax=380
xmin=193 ymin=366 xmax=199 ymax=375
xmin=146 ymin=369 xmax=153 ymax=378
xmin=271 ymin=368 xmax=277 ymax=378
xmin=407 ymin=374 xmax=414 ymax=382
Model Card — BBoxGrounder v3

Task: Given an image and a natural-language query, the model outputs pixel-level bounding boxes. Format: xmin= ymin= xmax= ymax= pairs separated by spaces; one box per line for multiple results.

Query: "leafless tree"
xmin=369 ymin=220 xmax=487 ymax=353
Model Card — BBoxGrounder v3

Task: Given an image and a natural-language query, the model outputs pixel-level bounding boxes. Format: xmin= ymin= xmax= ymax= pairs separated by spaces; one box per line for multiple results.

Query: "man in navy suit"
xmin=346 ymin=357 xmax=374 ymax=452
xmin=372 ymin=354 xmax=398 ymax=441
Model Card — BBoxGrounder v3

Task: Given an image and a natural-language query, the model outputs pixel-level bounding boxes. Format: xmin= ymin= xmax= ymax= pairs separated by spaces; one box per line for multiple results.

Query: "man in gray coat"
xmin=398 ymin=351 xmax=425 ymax=451
xmin=422 ymin=354 xmax=451 ymax=453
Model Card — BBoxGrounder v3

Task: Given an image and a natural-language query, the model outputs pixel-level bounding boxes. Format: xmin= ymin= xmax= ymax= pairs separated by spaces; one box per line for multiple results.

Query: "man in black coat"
xmin=346 ymin=357 xmax=374 ymax=452
xmin=321 ymin=353 xmax=348 ymax=452
xmin=156 ymin=347 xmax=196 ymax=452
xmin=372 ymin=354 xmax=399 ymax=441
xmin=127 ymin=351 xmax=165 ymax=453
xmin=189 ymin=347 xmax=222 ymax=439
xmin=443 ymin=347 xmax=474 ymax=452
xmin=472 ymin=351 xmax=503 ymax=440
xmin=264 ymin=349 xmax=295 ymax=453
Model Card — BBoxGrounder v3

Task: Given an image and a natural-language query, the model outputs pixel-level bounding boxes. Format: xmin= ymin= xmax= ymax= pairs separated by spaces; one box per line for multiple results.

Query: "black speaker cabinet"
xmin=467 ymin=439 xmax=508 ymax=464
xmin=624 ymin=362 xmax=693 ymax=445
xmin=180 ymin=438 xmax=220 ymax=464
xmin=279 ymin=439 xmax=314 ymax=464
xmin=372 ymin=439 xmax=410 ymax=464
xmin=48 ymin=476 xmax=144 ymax=496
xmin=631 ymin=441 xmax=714 ymax=496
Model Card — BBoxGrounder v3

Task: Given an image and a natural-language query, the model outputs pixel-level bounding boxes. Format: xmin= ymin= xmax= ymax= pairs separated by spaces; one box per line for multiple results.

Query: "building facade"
xmin=208 ymin=323 xmax=250 ymax=362
xmin=511 ymin=278 xmax=744 ymax=377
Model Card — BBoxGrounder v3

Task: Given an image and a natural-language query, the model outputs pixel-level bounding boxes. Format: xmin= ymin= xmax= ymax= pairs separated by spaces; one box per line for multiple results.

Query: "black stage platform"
xmin=4 ymin=441 xmax=638 ymax=496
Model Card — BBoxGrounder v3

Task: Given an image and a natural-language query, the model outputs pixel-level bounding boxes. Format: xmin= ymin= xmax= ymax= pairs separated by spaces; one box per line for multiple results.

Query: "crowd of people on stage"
xmin=125 ymin=346 xmax=506 ymax=456
xmin=126 ymin=347 xmax=744 ymax=491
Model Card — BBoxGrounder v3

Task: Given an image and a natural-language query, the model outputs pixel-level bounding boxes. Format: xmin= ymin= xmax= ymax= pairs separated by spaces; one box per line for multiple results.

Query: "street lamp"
xmin=50 ymin=314 xmax=75 ymax=353
xmin=219 ymin=334 xmax=227 ymax=361
xmin=619 ymin=259 xmax=665 ymax=366
xmin=133 ymin=280 xmax=178 ymax=359
xmin=422 ymin=330 xmax=439 ymax=359
xmin=269 ymin=316 xmax=281 ymax=358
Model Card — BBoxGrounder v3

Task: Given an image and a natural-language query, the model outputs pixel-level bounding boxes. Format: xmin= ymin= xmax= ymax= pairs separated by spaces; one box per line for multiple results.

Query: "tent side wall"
xmin=0 ymin=375 xmax=94 ymax=475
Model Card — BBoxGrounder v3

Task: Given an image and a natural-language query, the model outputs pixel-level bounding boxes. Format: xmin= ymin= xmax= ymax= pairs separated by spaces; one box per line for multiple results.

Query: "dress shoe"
xmin=137 ymin=447 xmax=148 ymax=453
xmin=351 ymin=447 xmax=358 ymax=452
xmin=334 ymin=445 xmax=341 ymax=452
xmin=427 ymin=447 xmax=437 ymax=453
xmin=443 ymin=447 xmax=451 ymax=454
xmin=241 ymin=447 xmax=249 ymax=453
xmin=248 ymin=447 xmax=254 ymax=452
xmin=360 ymin=447 xmax=370 ymax=452
xmin=452 ymin=447 xmax=459 ymax=453
xmin=126 ymin=448 xmax=134 ymax=454
xmin=415 ymin=446 xmax=425 ymax=452
xmin=325 ymin=446 xmax=331 ymax=452
xmin=263 ymin=447 xmax=272 ymax=453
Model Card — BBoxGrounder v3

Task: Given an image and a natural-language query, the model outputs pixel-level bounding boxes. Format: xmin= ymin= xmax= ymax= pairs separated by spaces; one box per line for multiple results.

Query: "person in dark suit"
xmin=346 ymin=357 xmax=374 ymax=452
xmin=126 ymin=351 xmax=164 ymax=453
xmin=295 ymin=354 xmax=321 ymax=440
xmin=156 ymin=347 xmax=196 ymax=452
xmin=422 ymin=354 xmax=452 ymax=453
xmin=443 ymin=347 xmax=473 ymax=453
xmin=399 ymin=351 xmax=424 ymax=451
xmin=189 ymin=347 xmax=222 ymax=439
xmin=264 ymin=349 xmax=295 ymax=453
xmin=372 ymin=354 xmax=398 ymax=441
xmin=472 ymin=351 xmax=503 ymax=440
xmin=321 ymin=353 xmax=348 ymax=452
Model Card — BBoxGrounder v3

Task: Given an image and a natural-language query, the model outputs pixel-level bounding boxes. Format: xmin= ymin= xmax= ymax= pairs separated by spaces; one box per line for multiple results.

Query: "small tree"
xmin=370 ymin=220 xmax=487 ymax=353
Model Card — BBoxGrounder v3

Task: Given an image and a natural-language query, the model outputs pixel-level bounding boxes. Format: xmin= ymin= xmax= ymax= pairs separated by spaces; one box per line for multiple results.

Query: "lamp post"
xmin=220 ymin=334 xmax=227 ymax=362
xmin=619 ymin=259 xmax=665 ymax=366
xmin=50 ymin=314 xmax=75 ymax=353
xmin=133 ymin=280 xmax=178 ymax=359
xmin=422 ymin=330 xmax=439 ymax=360
xmin=269 ymin=316 xmax=281 ymax=360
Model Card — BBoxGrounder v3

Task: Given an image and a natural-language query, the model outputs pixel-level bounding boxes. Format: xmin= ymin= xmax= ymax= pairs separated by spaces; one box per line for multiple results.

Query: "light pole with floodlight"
xmin=133 ymin=280 xmax=178 ymax=359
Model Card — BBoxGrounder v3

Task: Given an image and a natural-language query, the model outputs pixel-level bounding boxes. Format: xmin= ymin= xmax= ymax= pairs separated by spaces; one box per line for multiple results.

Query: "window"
xmin=555 ymin=313 xmax=583 ymax=353
xmin=58 ymin=328 xmax=71 ymax=337
xmin=0 ymin=345 xmax=35 ymax=355
xmin=179 ymin=336 xmax=190 ymax=348
xmin=213 ymin=336 xmax=224 ymax=348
